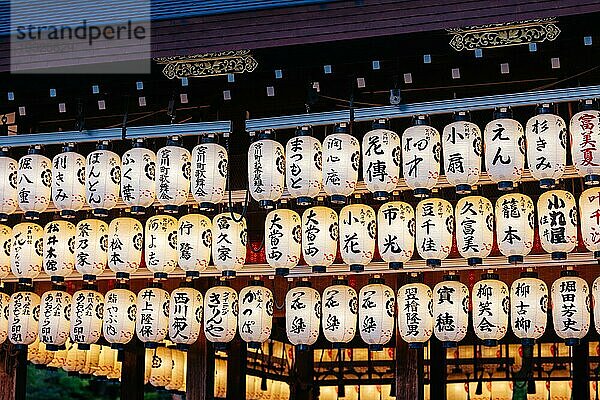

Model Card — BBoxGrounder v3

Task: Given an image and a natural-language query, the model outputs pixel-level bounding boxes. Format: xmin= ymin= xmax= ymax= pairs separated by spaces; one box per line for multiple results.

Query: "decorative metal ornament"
xmin=377 ymin=201 xmax=414 ymax=270
xmin=495 ymin=193 xmax=535 ymax=264
xmin=302 ymin=206 xmax=338 ymax=273
xmin=85 ymin=143 xmax=121 ymax=217
xmin=339 ymin=204 xmax=376 ymax=272
xmin=52 ymin=146 xmax=86 ymax=217
xmin=285 ymin=127 xmax=322 ymax=206
xmin=265 ymin=209 xmax=301 ymax=276
xmin=155 ymin=50 xmax=258 ymax=79
xmin=362 ymin=122 xmax=401 ymax=201
xmin=455 ymin=196 xmax=494 ymax=266
xmin=551 ymin=271 xmax=590 ymax=346
xmin=121 ymin=141 xmax=156 ymax=215
xmin=155 ymin=138 xmax=191 ymax=213
xmin=415 ymin=198 xmax=453 ymax=267
xmin=17 ymin=147 xmax=52 ymax=219
xmin=537 ymin=190 xmax=577 ymax=260
xmin=471 ymin=274 xmax=509 ymax=346
xmin=442 ymin=112 xmax=482 ymax=194
xmin=358 ymin=278 xmax=395 ymax=351
xmin=322 ymin=124 xmax=360 ymax=204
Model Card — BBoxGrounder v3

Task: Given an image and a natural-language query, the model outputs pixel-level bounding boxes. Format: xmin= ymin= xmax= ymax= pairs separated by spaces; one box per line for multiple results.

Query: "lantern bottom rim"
xmin=50 ymin=276 xmax=65 ymax=283
xmin=13 ymin=344 xmax=28 ymax=351
xmin=455 ymin=184 xmax=472 ymax=194
xmin=275 ymin=268 xmax=289 ymax=276
xmin=312 ymin=266 xmax=326 ymax=273
xmin=373 ymin=191 xmax=389 ymax=201
xmin=295 ymin=197 xmax=313 ymax=206
xmin=175 ymin=343 xmax=190 ymax=351
xmin=508 ymin=255 xmax=523 ymax=264
xmin=584 ymin=174 xmax=600 ymax=186
xmin=413 ymin=188 xmax=431 ymax=198
xmin=60 ymin=209 xmax=77 ymax=218
xmin=539 ymin=178 xmax=556 ymax=189
xmin=82 ymin=274 xmax=97 ymax=282
xmin=129 ymin=206 xmax=147 ymax=215
xmin=551 ymin=252 xmax=567 ymax=260
xmin=467 ymin=257 xmax=482 ymax=266
xmin=164 ymin=205 xmax=180 ymax=214
xmin=442 ymin=341 xmax=458 ymax=348
xmin=259 ymin=200 xmax=276 ymax=210
xmin=0 ymin=213 xmax=8 ymax=222
xmin=497 ymin=181 xmax=514 ymax=191
xmin=408 ymin=342 xmax=424 ymax=349
xmin=92 ymin=208 xmax=109 ymax=217
xmin=482 ymin=339 xmax=498 ymax=347
xmin=427 ymin=259 xmax=441 ymax=267
xmin=185 ymin=271 xmax=200 ymax=278
xmin=388 ymin=262 xmax=403 ymax=270
xmin=78 ymin=343 xmax=91 ymax=350
xmin=521 ymin=338 xmax=535 ymax=346
xmin=143 ymin=342 xmax=159 ymax=349
xmin=329 ymin=194 xmax=347 ymax=205
xmin=199 ymin=202 xmax=216 ymax=212
xmin=368 ymin=344 xmax=384 ymax=351
xmin=595 ymin=251 xmax=600 ymax=260
xmin=565 ymin=338 xmax=580 ymax=346
xmin=295 ymin=344 xmax=310 ymax=351
xmin=153 ymin=272 xmax=168 ymax=280
xmin=213 ymin=342 xmax=228 ymax=351
xmin=350 ymin=264 xmax=364 ymax=273
xmin=116 ymin=272 xmax=130 ymax=280
xmin=110 ymin=343 xmax=125 ymax=350
xmin=221 ymin=270 xmax=237 ymax=278
xmin=332 ymin=342 xmax=348 ymax=349
xmin=45 ymin=344 xmax=60 ymax=352
xmin=24 ymin=211 xmax=40 ymax=220
xmin=247 ymin=341 xmax=262 ymax=349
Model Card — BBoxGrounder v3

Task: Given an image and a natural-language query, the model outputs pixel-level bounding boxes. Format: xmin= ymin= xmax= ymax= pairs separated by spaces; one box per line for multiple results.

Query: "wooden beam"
xmin=428 ymin=338 xmax=446 ymax=400
xmin=120 ymin=337 xmax=146 ymax=400
xmin=572 ymin=340 xmax=590 ymax=400
xmin=291 ymin=348 xmax=314 ymax=400
xmin=226 ymin=338 xmax=247 ymax=400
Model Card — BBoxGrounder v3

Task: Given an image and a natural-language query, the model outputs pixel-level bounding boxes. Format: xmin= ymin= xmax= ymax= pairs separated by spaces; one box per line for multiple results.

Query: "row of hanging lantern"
xmin=2 ymin=270 xmax=596 ymax=353
xmin=0 ymin=133 xmax=229 ymax=221
xmin=248 ymin=100 xmax=600 ymax=208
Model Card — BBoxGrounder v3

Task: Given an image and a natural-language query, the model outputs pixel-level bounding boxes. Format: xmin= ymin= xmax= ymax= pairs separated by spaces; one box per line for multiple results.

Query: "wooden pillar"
xmin=186 ymin=331 xmax=215 ymax=400
xmin=428 ymin=338 xmax=446 ymax=400
xmin=13 ymin=346 xmax=27 ymax=400
xmin=0 ymin=344 xmax=17 ymax=400
xmin=120 ymin=337 xmax=146 ymax=400
xmin=395 ymin=338 xmax=423 ymax=400
xmin=226 ymin=338 xmax=247 ymax=400
xmin=291 ymin=348 xmax=314 ymax=400
xmin=572 ymin=340 xmax=590 ymax=400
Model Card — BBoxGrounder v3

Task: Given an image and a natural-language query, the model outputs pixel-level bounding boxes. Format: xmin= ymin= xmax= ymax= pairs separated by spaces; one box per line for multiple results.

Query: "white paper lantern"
xmin=11 ymin=222 xmax=43 ymax=281
xmin=107 ymin=217 xmax=143 ymax=279
xmin=322 ymin=280 xmax=357 ymax=346
xmin=178 ymin=214 xmax=212 ymax=278
xmin=149 ymin=346 xmax=172 ymax=387
xmin=537 ymin=190 xmax=577 ymax=260
xmin=266 ymin=209 xmax=301 ymax=276
xmin=432 ymin=276 xmax=469 ymax=347
xmin=397 ymin=282 xmax=433 ymax=348
xmin=156 ymin=139 xmax=191 ymax=212
xmin=39 ymin=288 xmax=72 ymax=350
xmin=0 ymin=291 xmax=9 ymax=345
xmin=495 ymin=193 xmax=534 ymax=264
xmin=302 ymin=206 xmax=338 ymax=273
xmin=48 ymin=341 xmax=68 ymax=369
xmin=362 ymin=123 xmax=401 ymax=200
xmin=415 ymin=198 xmax=453 ymax=267
xmin=525 ymin=107 xmax=567 ymax=188
xmin=94 ymin=345 xmax=116 ymax=378
xmin=52 ymin=146 xmax=86 ymax=217
xmin=43 ymin=220 xmax=75 ymax=281
xmin=285 ymin=127 xmax=322 ymax=206
xmin=169 ymin=284 xmax=203 ymax=350
xmin=472 ymin=275 xmax=509 ymax=346
xmin=204 ymin=283 xmax=238 ymax=348
xmin=191 ymin=138 xmax=228 ymax=211
xmin=358 ymin=278 xmax=395 ymax=351
xmin=86 ymin=143 xmax=121 ymax=217
xmin=0 ymin=151 xmax=17 ymax=221
xmin=238 ymin=282 xmax=273 ymax=348
xmin=248 ymin=133 xmax=285 ymax=209
xmin=135 ymin=285 xmax=170 ymax=346
xmin=484 ymin=109 xmax=525 ymax=190
xmin=8 ymin=290 xmax=40 ymax=348
xmin=121 ymin=141 xmax=156 ymax=214
xmin=592 ymin=276 xmax=600 ymax=336
xmin=0 ymin=225 xmax=11 ymax=281
xmin=70 ymin=285 xmax=104 ymax=349
xmin=377 ymin=201 xmax=414 ymax=270
xmin=580 ymin=187 xmax=600 ymax=259
xmin=75 ymin=219 xmax=108 ymax=280
xmin=285 ymin=282 xmax=321 ymax=350
xmin=339 ymin=204 xmax=376 ymax=272
xmin=551 ymin=272 xmax=590 ymax=346
xmin=402 ymin=116 xmax=441 ymax=197
xmin=63 ymin=342 xmax=86 ymax=373
xmin=166 ymin=349 xmax=186 ymax=391
xmin=510 ymin=271 xmax=548 ymax=344
xmin=212 ymin=212 xmax=247 ymax=277
xmin=322 ymin=125 xmax=360 ymax=204
xmin=145 ymin=215 xmax=178 ymax=279
xmin=80 ymin=343 xmax=101 ymax=376
xmin=17 ymin=147 xmax=52 ymax=219
xmin=455 ymin=196 xmax=494 ymax=266
xmin=103 ymin=285 xmax=137 ymax=349
xmin=570 ymin=102 xmax=600 ymax=185
xmin=442 ymin=112 xmax=482 ymax=194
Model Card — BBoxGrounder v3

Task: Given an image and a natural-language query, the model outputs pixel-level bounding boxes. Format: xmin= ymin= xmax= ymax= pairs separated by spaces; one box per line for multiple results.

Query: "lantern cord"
xmin=273 ymin=280 xmax=290 ymax=311
xmin=249 ymin=236 xmax=265 ymax=254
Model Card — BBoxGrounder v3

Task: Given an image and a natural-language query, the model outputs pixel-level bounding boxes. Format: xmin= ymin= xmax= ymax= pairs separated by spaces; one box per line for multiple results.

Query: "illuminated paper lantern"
xmin=94 ymin=345 xmax=116 ymax=378
xmin=402 ymin=116 xmax=441 ymax=197
xmin=211 ymin=212 xmax=247 ymax=277
xmin=510 ymin=271 xmax=548 ymax=345
xmin=86 ymin=143 xmax=121 ymax=217
xmin=203 ymin=283 xmax=238 ymax=348
xmin=415 ymin=198 xmax=453 ymax=267
xmin=238 ymin=281 xmax=273 ymax=348
xmin=79 ymin=343 xmax=101 ymax=376
xmin=442 ymin=112 xmax=482 ymax=194
xmin=551 ymin=271 xmax=590 ymax=346
xmin=525 ymin=106 xmax=567 ymax=188
xmin=339 ymin=204 xmax=376 ymax=272
xmin=592 ymin=276 xmax=600 ymax=336
xmin=377 ymin=201 xmax=414 ymax=270
xmin=63 ymin=343 xmax=86 ymax=373
xmin=362 ymin=122 xmax=401 ymax=200
xmin=322 ymin=124 xmax=360 ymax=204
xmin=136 ymin=285 xmax=170 ymax=347
xmin=472 ymin=274 xmax=509 ymax=346
xmin=0 ymin=151 xmax=18 ymax=221
xmin=43 ymin=220 xmax=75 ymax=282
xmin=178 ymin=214 xmax=212 ymax=278
xmin=11 ymin=222 xmax=43 ymax=282
xmin=248 ymin=132 xmax=285 ymax=209
xmin=70 ymin=285 xmax=104 ymax=349
xmin=103 ymin=284 xmax=137 ymax=349
xmin=108 ymin=354 xmax=122 ymax=381
xmin=285 ymin=282 xmax=321 ymax=350
xmin=8 ymin=290 xmax=40 ymax=348
xmin=169 ymin=284 xmax=203 ymax=350
xmin=191 ymin=137 xmax=228 ymax=211
xmin=397 ymin=281 xmax=433 ymax=348
xmin=484 ymin=108 xmax=525 ymax=190
xmin=537 ymin=190 xmax=577 ymax=260
xmin=432 ymin=276 xmax=469 ymax=347
xmin=145 ymin=215 xmax=178 ymax=279
xmin=570 ymin=100 xmax=600 ymax=185
xmin=156 ymin=138 xmax=191 ymax=213
xmin=455 ymin=196 xmax=493 ymax=266
xmin=47 ymin=341 xmax=68 ymax=369
xmin=358 ymin=278 xmax=395 ymax=351
xmin=39 ymin=288 xmax=72 ymax=350
xmin=0 ymin=291 xmax=9 ymax=344
xmin=580 ymin=187 xmax=600 ymax=259
xmin=495 ymin=193 xmax=534 ymax=264
xmin=322 ymin=279 xmax=357 ymax=346
xmin=121 ymin=140 xmax=156 ymax=214
xmin=150 ymin=346 xmax=172 ymax=387
xmin=75 ymin=219 xmax=108 ymax=280
xmin=52 ymin=146 xmax=86 ymax=217
xmin=0 ymin=225 xmax=11 ymax=281
xmin=302 ymin=206 xmax=338 ymax=273
xmin=166 ymin=349 xmax=186 ymax=391
xmin=285 ymin=127 xmax=322 ymax=206
xmin=107 ymin=217 xmax=143 ymax=279
xmin=266 ymin=209 xmax=301 ymax=276
xmin=17 ymin=147 xmax=52 ymax=219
